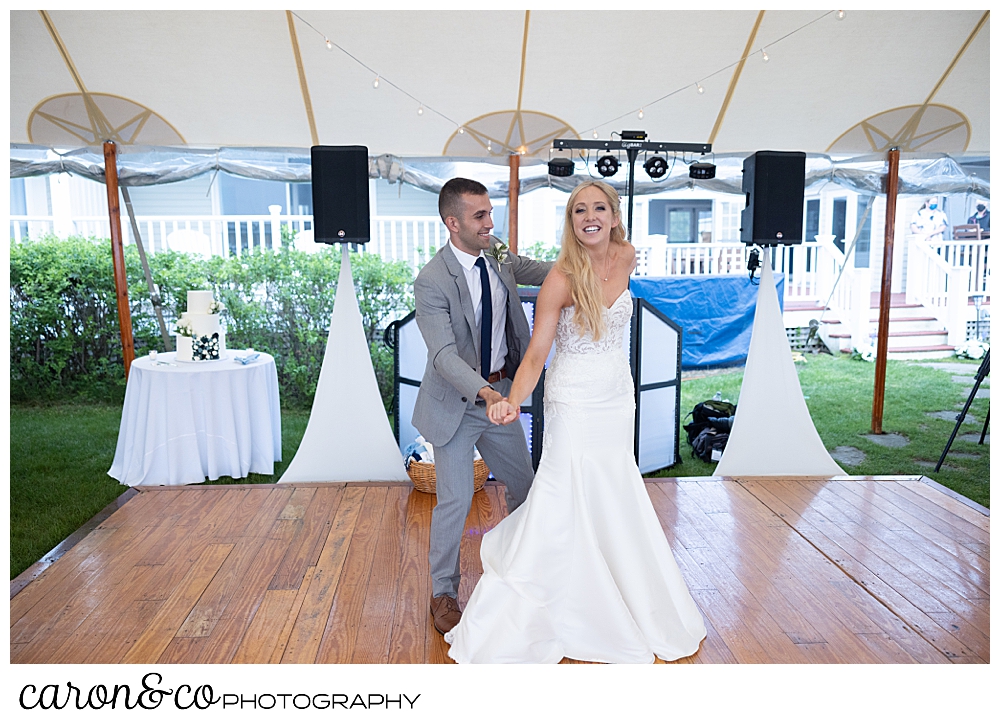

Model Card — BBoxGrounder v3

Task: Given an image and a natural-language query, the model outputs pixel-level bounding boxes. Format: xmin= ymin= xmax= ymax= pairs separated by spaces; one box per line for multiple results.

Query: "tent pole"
xmin=103 ymin=141 xmax=136 ymax=379
xmin=508 ymin=153 xmax=520 ymax=254
xmin=121 ymin=186 xmax=172 ymax=351
xmin=872 ymin=147 xmax=900 ymax=434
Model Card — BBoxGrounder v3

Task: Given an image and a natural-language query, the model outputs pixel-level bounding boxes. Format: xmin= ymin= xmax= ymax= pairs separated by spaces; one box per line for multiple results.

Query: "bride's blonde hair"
xmin=555 ymin=180 xmax=627 ymax=341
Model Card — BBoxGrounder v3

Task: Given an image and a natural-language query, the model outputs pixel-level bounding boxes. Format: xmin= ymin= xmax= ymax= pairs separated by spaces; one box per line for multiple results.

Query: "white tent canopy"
xmin=10 ymin=9 xmax=990 ymax=159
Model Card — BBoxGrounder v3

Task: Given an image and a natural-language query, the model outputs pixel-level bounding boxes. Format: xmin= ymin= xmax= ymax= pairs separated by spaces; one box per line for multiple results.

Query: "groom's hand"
xmin=478 ymin=385 xmax=503 ymax=408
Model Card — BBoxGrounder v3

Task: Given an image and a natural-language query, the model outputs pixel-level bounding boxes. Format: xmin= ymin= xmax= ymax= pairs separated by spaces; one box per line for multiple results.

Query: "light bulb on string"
xmin=487 ymin=140 xmax=492 ymax=153
xmin=417 ymin=105 xmax=424 ymax=115
xmin=325 ymin=38 xmax=332 ymax=50
xmin=761 ymin=49 xmax=769 ymax=62
xmin=458 ymin=127 xmax=465 ymax=134
xmin=837 ymin=10 xmax=845 ymax=20
xmin=697 ymin=83 xmax=704 ymax=94
xmin=372 ymin=75 xmax=380 ymax=89
xmin=638 ymin=108 xmax=644 ymax=120
xmin=592 ymin=130 xmax=599 ymax=139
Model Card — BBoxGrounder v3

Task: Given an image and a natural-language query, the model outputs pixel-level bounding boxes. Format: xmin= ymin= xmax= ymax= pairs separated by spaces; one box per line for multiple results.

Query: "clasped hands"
xmin=488 ymin=398 xmax=520 ymax=425
xmin=478 ymin=386 xmax=519 ymax=425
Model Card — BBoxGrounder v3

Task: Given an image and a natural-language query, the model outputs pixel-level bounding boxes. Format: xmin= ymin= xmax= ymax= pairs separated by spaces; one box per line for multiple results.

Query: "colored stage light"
xmin=547 ymin=157 xmax=575 ymax=177
xmin=689 ymin=162 xmax=716 ymax=179
xmin=643 ymin=156 xmax=668 ymax=179
xmin=597 ymin=155 xmax=619 ymax=177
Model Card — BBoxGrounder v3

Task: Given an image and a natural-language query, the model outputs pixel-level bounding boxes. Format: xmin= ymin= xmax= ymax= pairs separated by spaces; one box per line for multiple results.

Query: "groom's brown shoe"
xmin=430 ymin=595 xmax=462 ymax=634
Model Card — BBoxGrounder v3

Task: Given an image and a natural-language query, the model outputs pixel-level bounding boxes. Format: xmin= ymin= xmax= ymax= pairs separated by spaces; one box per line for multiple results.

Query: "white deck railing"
xmin=10 ymin=213 xmax=990 ymax=341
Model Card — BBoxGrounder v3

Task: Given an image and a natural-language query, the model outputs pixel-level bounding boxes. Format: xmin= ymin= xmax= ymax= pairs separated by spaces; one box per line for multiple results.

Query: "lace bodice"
xmin=554 ymin=289 xmax=632 ymax=356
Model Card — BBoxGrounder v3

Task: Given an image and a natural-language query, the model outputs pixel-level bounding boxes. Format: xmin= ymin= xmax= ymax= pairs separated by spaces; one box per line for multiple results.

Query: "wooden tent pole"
xmin=872 ymin=147 xmax=900 ymax=433
xmin=508 ymin=153 xmax=520 ymax=254
xmin=103 ymin=141 xmax=135 ymax=379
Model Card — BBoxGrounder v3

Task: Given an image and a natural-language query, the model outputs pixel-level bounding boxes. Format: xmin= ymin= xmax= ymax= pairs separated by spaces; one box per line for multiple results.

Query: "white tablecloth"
xmin=108 ymin=351 xmax=282 ymax=486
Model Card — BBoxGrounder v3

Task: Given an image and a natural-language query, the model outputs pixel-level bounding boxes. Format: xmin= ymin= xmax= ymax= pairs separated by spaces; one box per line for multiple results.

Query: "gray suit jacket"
xmin=412 ymin=242 xmax=552 ymax=446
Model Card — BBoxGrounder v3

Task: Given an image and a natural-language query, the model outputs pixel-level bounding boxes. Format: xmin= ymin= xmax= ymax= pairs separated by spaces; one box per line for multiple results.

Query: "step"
xmin=869 ymin=316 xmax=938 ymax=323
xmin=829 ymin=330 xmax=947 ymax=340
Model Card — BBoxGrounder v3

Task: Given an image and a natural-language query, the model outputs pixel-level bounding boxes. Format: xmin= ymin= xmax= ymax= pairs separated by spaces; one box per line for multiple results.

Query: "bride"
xmin=445 ymin=180 xmax=706 ymax=664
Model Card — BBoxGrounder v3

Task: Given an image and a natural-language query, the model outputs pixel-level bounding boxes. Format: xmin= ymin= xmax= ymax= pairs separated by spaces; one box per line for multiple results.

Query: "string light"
xmin=637 ymin=108 xmax=644 ymax=120
xmin=325 ymin=38 xmax=332 ymax=50
xmin=372 ymin=75 xmax=380 ymax=89
xmin=417 ymin=106 xmax=424 ymax=115
xmin=487 ymin=140 xmax=492 ymax=152
xmin=837 ymin=10 xmax=845 ymax=20
xmin=458 ymin=127 xmax=465 ymax=134
xmin=761 ymin=48 xmax=769 ymax=62
xmin=592 ymin=130 xmax=599 ymax=139
xmin=697 ymin=83 xmax=704 ymax=94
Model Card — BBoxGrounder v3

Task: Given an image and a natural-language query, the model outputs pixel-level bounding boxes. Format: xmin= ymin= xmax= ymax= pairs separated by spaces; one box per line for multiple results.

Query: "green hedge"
xmin=10 ymin=235 xmax=414 ymax=409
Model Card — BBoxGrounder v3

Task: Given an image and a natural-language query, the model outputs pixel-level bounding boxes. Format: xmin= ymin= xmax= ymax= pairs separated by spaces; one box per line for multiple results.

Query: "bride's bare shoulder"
xmin=538 ymin=266 xmax=573 ymax=308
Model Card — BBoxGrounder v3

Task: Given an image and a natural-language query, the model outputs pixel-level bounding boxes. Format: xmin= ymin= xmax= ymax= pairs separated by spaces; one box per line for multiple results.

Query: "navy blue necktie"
xmin=475 ymin=257 xmax=492 ymax=381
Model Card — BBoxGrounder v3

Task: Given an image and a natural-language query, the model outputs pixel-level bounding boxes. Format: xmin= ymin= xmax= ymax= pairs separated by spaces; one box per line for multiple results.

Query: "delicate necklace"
xmin=602 ymin=245 xmax=613 ymax=282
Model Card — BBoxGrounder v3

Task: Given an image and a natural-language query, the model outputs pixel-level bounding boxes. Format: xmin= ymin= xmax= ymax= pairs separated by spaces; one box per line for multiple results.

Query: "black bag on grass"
xmin=683 ymin=399 xmax=736 ymax=444
xmin=690 ymin=428 xmax=731 ymax=463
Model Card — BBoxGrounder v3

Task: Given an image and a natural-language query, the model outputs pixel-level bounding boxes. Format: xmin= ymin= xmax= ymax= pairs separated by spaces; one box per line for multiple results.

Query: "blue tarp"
xmin=630 ymin=274 xmax=784 ymax=369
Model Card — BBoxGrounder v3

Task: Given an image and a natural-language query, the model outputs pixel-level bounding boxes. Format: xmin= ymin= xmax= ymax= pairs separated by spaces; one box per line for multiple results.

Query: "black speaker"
xmin=310 ymin=145 xmax=370 ymax=245
xmin=740 ymin=150 xmax=806 ymax=246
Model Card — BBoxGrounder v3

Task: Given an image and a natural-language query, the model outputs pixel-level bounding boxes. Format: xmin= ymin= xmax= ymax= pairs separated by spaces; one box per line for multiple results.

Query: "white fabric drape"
xmin=714 ymin=249 xmax=846 ymax=477
xmin=278 ymin=247 xmax=409 ymax=483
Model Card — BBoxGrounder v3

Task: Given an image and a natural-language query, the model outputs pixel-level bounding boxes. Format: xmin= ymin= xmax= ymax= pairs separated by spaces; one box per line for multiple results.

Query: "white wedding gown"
xmin=445 ymin=290 xmax=707 ymax=663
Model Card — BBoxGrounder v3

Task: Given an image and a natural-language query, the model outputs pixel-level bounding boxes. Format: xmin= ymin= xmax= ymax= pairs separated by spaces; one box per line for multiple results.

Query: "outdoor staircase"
xmin=802 ymin=293 xmax=955 ymax=360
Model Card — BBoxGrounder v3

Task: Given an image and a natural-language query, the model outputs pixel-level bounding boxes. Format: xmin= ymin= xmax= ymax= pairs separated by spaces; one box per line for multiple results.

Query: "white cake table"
xmin=108 ymin=351 xmax=282 ymax=487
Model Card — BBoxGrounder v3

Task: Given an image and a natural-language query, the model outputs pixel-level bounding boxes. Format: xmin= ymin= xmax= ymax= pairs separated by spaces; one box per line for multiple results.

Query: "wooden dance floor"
xmin=10 ymin=476 xmax=989 ymax=664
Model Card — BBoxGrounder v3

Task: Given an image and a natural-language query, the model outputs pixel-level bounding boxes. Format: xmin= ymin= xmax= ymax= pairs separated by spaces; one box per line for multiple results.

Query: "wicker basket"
xmin=407 ymin=458 xmax=488 ymax=495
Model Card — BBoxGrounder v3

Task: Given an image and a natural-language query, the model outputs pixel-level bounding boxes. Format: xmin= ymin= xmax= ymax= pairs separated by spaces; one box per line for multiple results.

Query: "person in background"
xmin=910 ymin=197 xmax=948 ymax=242
xmin=967 ymin=202 xmax=990 ymax=238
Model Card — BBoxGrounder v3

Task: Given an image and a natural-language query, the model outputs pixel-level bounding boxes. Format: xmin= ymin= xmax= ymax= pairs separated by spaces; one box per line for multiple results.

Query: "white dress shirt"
xmin=449 ymin=242 xmax=509 ymax=376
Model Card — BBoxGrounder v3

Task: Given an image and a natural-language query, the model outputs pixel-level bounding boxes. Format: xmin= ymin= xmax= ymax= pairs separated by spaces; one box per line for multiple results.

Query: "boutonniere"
xmin=487 ymin=240 xmax=511 ymax=265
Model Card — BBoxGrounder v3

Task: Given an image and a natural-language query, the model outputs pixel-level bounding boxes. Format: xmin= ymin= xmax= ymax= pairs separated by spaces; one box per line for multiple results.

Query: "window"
xmin=805 ymin=199 xmax=819 ymax=243
xmin=855 ymin=196 xmax=873 ymax=267
xmin=648 ymin=200 xmax=713 ymax=242
xmin=832 ymin=198 xmax=847 ymax=252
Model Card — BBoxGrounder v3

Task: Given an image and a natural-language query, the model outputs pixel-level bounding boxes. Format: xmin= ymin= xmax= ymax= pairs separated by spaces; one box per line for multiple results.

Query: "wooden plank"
xmin=120 ymin=543 xmax=234 ymax=664
xmin=44 ymin=563 xmax=164 ymax=663
xmin=388 ymin=490 xmax=433 ymax=664
xmin=784 ymin=480 xmax=990 ymax=638
xmin=881 ymin=480 xmax=990 ymax=541
xmin=209 ymin=488 xmax=271 ymax=543
xmin=231 ymin=589 xmax=298 ymax=664
xmin=174 ymin=489 xmax=292 ymax=638
xmin=194 ymin=517 xmax=304 ymax=663
xmin=457 ymin=490 xmax=486 ymax=609
xmin=672 ymin=480 xmax=833 ymax=660
xmin=895 ymin=477 xmax=990 ymax=531
xmin=825 ymin=479 xmax=988 ymax=576
xmin=83 ymin=599 xmax=164 ymax=664
xmin=11 ymin=518 xmax=199 ymax=654
xmin=279 ymin=486 xmax=366 ymax=663
xmin=739 ymin=480 xmax=953 ymax=664
xmin=352 ymin=487 xmax=408 ymax=664
xmin=315 ymin=487 xmax=389 ymax=663
xmin=743 ymin=480 xmax=979 ymax=660
xmin=687 ymin=588 xmax=777 ymax=664
xmin=269 ymin=486 xmax=344 ymax=590
xmin=157 ymin=635 xmax=207 ymax=664
xmin=648 ymin=483 xmax=806 ymax=663
xmin=924 ymin=610 xmax=991 ymax=662
xmin=268 ymin=566 xmax=317 ymax=664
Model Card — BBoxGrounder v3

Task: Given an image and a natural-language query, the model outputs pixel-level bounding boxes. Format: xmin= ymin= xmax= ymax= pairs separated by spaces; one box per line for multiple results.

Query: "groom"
xmin=412 ymin=177 xmax=552 ymax=635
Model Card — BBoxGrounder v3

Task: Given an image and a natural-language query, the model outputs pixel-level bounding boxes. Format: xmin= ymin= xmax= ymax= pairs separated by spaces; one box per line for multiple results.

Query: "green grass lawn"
xmin=9 ymin=353 xmax=990 ymax=579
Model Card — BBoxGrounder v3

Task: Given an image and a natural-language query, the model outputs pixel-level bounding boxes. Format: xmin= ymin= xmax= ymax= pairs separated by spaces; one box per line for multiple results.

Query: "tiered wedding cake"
xmin=175 ymin=290 xmax=227 ymax=362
